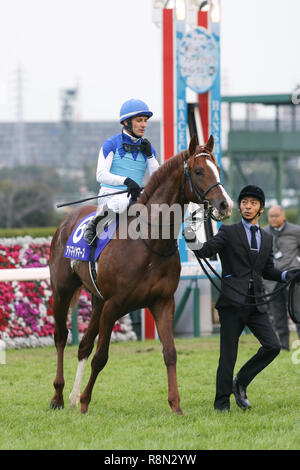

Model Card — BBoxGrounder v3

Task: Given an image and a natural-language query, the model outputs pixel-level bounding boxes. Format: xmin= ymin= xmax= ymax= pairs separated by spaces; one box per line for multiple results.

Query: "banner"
xmin=176 ymin=20 xmax=188 ymax=153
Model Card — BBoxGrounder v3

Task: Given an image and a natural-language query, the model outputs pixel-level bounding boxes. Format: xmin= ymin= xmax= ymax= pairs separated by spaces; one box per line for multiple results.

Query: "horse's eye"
xmin=194 ymin=169 xmax=202 ymax=176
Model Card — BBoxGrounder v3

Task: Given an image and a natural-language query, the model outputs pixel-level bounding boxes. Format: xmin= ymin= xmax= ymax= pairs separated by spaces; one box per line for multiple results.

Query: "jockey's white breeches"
xmin=96 ymin=187 xmax=130 ymax=216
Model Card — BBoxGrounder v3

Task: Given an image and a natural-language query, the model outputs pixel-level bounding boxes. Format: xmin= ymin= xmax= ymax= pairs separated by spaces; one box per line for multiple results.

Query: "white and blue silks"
xmin=95 ymin=130 xmax=159 ymax=215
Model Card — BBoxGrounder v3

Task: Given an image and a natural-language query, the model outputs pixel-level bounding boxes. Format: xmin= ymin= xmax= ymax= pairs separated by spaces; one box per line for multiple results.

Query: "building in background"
xmin=0 ymin=120 xmax=161 ymax=169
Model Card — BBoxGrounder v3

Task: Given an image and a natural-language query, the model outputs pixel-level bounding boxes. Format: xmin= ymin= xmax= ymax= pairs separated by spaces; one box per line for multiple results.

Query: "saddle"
xmin=64 ymin=212 xmax=119 ymax=299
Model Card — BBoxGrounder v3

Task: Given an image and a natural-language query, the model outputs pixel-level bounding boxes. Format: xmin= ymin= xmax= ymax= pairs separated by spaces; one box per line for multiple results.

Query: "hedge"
xmin=0 ymin=227 xmax=57 ymax=238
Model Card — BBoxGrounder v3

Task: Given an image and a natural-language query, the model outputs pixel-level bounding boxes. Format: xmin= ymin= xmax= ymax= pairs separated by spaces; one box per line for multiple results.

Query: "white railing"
xmin=0 ymin=266 xmax=81 ymax=347
xmin=0 ymin=267 xmax=50 ymax=282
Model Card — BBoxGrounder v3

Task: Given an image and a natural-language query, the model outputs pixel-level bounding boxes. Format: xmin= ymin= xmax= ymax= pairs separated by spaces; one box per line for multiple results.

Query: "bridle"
xmin=182 ymin=151 xmax=223 ymax=221
xmin=140 ymin=150 xmax=224 ymax=257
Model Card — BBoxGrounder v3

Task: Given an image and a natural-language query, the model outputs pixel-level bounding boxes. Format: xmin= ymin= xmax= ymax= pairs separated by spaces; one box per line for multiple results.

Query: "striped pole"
xmin=197 ymin=9 xmax=209 ymax=143
xmin=162 ymin=7 xmax=176 ymax=160
xmin=143 ymin=8 xmax=176 ymax=340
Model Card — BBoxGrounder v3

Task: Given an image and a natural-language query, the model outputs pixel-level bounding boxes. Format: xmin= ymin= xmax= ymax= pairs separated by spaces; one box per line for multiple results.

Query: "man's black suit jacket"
xmin=195 ymin=221 xmax=283 ymax=313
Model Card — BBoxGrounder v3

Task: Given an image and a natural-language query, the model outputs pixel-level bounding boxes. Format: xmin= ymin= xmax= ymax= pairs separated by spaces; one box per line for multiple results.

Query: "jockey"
xmin=84 ymin=98 xmax=159 ymax=246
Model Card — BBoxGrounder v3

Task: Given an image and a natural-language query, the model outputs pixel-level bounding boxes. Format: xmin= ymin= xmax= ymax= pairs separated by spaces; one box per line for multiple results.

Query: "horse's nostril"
xmin=220 ymin=200 xmax=228 ymax=212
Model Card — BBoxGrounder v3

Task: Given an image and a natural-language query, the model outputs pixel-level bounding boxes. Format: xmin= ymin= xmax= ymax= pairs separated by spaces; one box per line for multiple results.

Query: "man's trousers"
xmin=214 ymin=306 xmax=281 ymax=408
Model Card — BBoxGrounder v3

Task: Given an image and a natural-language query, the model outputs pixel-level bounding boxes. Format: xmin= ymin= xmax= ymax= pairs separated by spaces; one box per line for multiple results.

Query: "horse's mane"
xmin=139 ymin=144 xmax=218 ymax=204
xmin=139 ymin=150 xmax=188 ymax=204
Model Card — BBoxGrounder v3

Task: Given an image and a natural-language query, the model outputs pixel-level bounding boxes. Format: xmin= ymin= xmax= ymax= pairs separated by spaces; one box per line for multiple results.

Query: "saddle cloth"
xmin=63 ymin=211 xmax=118 ymax=262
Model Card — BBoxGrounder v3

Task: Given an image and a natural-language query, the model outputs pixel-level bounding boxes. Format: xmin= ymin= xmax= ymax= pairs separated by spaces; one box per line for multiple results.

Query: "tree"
xmin=0 ymin=180 xmax=54 ymax=228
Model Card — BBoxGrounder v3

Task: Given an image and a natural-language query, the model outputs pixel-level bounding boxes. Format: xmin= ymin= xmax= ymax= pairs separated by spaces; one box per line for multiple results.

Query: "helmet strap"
xmin=240 ymin=204 xmax=263 ymax=222
xmin=122 ymin=118 xmax=140 ymax=139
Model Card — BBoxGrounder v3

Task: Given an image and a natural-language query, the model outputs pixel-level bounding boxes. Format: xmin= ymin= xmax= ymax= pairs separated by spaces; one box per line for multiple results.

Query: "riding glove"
xmin=124 ymin=177 xmax=141 ymax=201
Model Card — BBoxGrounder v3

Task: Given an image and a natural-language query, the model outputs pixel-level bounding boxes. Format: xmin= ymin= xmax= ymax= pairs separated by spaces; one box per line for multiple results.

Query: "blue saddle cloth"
xmin=64 ymin=211 xmax=118 ymax=262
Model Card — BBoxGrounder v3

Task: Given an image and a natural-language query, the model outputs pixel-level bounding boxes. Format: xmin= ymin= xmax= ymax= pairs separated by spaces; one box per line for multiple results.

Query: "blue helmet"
xmin=119 ymin=99 xmax=153 ymax=123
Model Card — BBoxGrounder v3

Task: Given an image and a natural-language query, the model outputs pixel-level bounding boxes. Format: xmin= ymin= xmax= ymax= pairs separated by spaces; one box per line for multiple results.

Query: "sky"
xmin=0 ymin=0 xmax=299 ymax=122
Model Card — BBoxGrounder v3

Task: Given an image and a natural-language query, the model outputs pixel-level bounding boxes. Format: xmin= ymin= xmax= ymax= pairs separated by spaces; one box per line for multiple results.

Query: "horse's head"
xmin=184 ymin=135 xmax=233 ymax=220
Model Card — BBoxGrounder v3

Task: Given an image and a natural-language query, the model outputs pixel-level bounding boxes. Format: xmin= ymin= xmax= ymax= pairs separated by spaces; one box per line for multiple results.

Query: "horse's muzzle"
xmin=211 ymin=197 xmax=233 ymax=221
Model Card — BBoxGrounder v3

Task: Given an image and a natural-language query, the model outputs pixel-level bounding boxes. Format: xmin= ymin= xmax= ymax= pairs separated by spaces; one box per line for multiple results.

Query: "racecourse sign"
xmin=178 ymin=26 xmax=218 ymax=94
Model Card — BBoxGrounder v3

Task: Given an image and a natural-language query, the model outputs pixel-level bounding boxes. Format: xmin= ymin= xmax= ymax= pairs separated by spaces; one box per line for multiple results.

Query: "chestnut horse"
xmin=49 ymin=135 xmax=233 ymax=414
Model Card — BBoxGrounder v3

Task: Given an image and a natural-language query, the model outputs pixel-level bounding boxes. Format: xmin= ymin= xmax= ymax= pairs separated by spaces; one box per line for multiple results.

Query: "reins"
xmin=139 ymin=237 xmax=178 ymax=258
xmin=179 ymin=150 xmax=300 ymax=323
xmin=191 ymin=243 xmax=300 ymax=324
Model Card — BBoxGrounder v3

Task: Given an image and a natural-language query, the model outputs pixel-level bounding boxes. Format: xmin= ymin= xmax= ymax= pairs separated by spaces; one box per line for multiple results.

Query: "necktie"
xmin=250 ymin=225 xmax=258 ymax=263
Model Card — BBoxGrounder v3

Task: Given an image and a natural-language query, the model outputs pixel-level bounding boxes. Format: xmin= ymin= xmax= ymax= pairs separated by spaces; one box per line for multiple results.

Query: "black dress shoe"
xmin=232 ymin=376 xmax=251 ymax=409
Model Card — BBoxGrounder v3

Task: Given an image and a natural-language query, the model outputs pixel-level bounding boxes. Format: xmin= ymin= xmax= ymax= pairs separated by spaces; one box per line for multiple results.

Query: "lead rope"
xmin=192 ymin=250 xmax=300 ymax=323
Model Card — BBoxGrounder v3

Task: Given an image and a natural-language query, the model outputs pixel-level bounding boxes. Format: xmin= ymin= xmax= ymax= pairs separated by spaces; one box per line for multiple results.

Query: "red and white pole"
xmin=142 ymin=7 xmax=176 ymax=340
xmin=197 ymin=9 xmax=210 ymax=143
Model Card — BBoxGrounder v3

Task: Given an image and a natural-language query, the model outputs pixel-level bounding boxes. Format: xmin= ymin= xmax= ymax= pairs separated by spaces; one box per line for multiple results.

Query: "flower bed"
xmin=0 ymin=236 xmax=136 ymax=349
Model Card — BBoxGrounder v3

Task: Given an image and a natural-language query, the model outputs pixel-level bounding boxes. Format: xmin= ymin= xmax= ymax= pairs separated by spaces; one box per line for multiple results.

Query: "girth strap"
xmin=88 ymin=246 xmax=104 ymax=299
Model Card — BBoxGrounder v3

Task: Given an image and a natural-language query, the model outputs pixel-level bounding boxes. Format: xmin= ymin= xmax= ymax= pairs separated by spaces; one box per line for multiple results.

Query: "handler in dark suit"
xmin=185 ymin=185 xmax=298 ymax=412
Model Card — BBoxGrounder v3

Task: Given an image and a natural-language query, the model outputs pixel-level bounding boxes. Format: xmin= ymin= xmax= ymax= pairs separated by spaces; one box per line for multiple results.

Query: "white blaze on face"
xmin=206 ymin=160 xmax=233 ymax=216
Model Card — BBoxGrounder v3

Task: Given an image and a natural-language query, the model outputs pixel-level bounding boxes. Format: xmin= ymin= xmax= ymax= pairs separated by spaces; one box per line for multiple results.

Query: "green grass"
xmin=1 ymin=334 xmax=300 ymax=450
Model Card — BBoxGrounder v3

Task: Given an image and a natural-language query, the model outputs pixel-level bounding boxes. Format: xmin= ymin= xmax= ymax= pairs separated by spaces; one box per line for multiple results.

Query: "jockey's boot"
xmin=84 ymin=206 xmax=110 ymax=247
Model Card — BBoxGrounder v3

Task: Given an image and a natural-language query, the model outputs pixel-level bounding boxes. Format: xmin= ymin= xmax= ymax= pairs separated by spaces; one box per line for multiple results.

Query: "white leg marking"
xmin=69 ymin=358 xmax=87 ymax=408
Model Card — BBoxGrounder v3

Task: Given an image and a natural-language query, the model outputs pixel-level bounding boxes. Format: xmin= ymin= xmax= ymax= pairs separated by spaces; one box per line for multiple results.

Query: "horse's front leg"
xmin=69 ymin=295 xmax=103 ymax=408
xmin=151 ymin=296 xmax=182 ymax=415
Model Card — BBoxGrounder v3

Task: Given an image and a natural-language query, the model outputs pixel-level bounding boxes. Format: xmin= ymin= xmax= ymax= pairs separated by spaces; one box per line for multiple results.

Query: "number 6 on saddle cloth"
xmin=63 ymin=212 xmax=119 ymax=299
xmin=63 ymin=212 xmax=118 ymax=263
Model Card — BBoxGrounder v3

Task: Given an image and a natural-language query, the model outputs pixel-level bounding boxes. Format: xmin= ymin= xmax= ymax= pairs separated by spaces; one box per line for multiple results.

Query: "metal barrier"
xmin=173 ymin=279 xmax=200 ymax=337
xmin=174 ymin=261 xmax=222 ymax=337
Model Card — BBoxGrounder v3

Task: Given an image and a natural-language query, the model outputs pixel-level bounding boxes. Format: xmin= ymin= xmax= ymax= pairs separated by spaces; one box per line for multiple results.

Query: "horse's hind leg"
xmin=151 ymin=297 xmax=182 ymax=415
xmin=50 ymin=282 xmax=80 ymax=410
xmin=79 ymin=299 xmax=118 ymax=414
xmin=69 ymin=294 xmax=104 ymax=408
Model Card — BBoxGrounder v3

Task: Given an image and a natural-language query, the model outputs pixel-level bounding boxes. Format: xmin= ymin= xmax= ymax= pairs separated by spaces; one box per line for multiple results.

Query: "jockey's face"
xmin=129 ymin=115 xmax=148 ymax=137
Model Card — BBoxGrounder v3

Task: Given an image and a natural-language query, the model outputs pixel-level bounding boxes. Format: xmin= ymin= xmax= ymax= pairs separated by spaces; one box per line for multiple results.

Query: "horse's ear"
xmin=205 ymin=134 xmax=214 ymax=152
xmin=188 ymin=135 xmax=198 ymax=156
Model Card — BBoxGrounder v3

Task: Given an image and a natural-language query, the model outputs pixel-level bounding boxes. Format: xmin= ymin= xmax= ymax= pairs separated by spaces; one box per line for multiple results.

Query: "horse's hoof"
xmin=69 ymin=393 xmax=80 ymax=409
xmin=171 ymin=405 xmax=183 ymax=415
xmin=50 ymin=400 xmax=64 ymax=410
xmin=80 ymin=403 xmax=88 ymax=414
